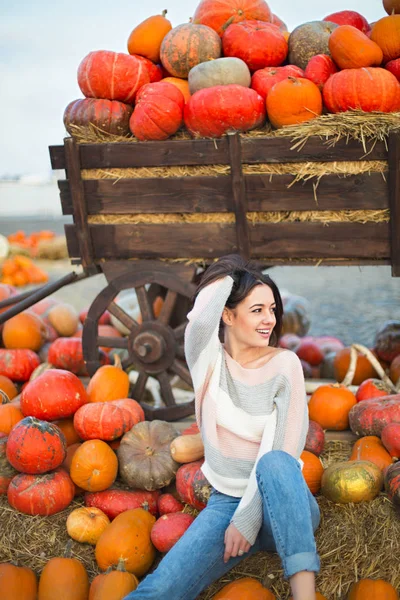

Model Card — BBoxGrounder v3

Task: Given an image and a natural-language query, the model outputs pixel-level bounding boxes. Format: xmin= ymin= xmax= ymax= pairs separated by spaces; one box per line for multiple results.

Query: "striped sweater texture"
xmin=184 ymin=276 xmax=309 ymax=545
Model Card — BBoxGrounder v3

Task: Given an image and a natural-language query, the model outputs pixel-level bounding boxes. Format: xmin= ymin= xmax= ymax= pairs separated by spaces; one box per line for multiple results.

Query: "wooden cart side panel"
xmin=388 ymin=133 xmax=400 ymax=276
xmin=65 ymin=222 xmax=390 ymax=261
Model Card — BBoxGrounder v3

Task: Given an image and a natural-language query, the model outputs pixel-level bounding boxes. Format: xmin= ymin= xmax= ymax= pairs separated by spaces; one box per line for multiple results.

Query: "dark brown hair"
xmin=194 ymin=254 xmax=283 ymax=346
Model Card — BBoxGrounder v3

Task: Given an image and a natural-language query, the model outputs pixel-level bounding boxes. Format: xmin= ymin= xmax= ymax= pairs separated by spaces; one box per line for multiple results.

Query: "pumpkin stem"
xmin=162 ymin=9 xmax=168 ymax=17
xmin=113 ymin=354 xmax=123 ymax=370
xmin=64 ymin=538 xmax=73 ymax=558
xmin=116 ymin=558 xmax=127 ymax=572
xmin=221 ymin=16 xmax=235 ymax=31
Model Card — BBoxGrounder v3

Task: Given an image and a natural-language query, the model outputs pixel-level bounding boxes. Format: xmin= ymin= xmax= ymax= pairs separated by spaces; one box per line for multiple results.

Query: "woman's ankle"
xmin=289 ymin=570 xmax=316 ymax=600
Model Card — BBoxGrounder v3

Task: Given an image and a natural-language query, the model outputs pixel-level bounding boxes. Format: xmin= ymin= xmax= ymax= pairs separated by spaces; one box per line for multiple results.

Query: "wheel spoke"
xmin=173 ymin=320 xmax=188 ymax=340
xmin=176 ymin=344 xmax=185 ymax=360
xmin=157 ymin=290 xmax=178 ymax=325
xmin=132 ymin=371 xmax=149 ymax=401
xmin=136 ymin=286 xmax=154 ymax=322
xmin=109 ymin=301 xmax=140 ymax=332
xmin=169 ymin=359 xmax=192 ymax=387
xmin=156 ymin=372 xmax=176 ymax=407
xmin=97 ymin=336 xmax=128 ymax=349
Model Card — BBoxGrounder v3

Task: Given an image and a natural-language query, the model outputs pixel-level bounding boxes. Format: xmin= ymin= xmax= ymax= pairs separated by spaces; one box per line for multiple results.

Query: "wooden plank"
xmin=388 ymin=133 xmax=400 ymax=277
xmin=100 ymin=260 xmax=196 ymax=283
xmin=65 ymin=222 xmax=390 ymax=260
xmin=228 ymin=133 xmax=250 ymax=259
xmin=49 ymin=145 xmax=66 ymax=170
xmin=241 ymin=137 xmax=388 ymax=163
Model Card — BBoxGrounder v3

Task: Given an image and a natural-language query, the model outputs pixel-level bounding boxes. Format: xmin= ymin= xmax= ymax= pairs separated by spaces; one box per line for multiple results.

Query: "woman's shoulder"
xmin=267 ymin=348 xmax=302 ymax=369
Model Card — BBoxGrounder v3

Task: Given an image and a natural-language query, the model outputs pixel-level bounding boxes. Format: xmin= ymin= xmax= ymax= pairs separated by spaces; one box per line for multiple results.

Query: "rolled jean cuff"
xmin=282 ymin=551 xmax=321 ymax=580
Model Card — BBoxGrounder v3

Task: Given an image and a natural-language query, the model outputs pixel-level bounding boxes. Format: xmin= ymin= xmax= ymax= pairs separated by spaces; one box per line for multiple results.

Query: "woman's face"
xmin=222 ymin=284 xmax=277 ymax=348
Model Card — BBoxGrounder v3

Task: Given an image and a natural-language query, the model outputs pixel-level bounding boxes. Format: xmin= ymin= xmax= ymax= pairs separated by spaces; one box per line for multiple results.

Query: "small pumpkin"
xmin=95 ymin=508 xmax=156 ymax=576
xmin=384 ymin=461 xmax=400 ymax=510
xmin=66 ymin=506 xmax=110 ymax=545
xmin=127 ymin=9 xmax=172 ymax=64
xmin=323 ymin=10 xmax=370 ymax=33
xmin=188 ymin=57 xmax=251 ymax=94
xmin=157 ymin=493 xmax=185 ymax=515
xmin=304 ymin=420 xmax=325 ymax=457
xmin=0 ymin=563 xmax=38 ymax=600
xmin=267 ymin=77 xmax=323 ymax=129
xmin=308 ymin=384 xmax=357 ymax=431
xmin=334 ymin=347 xmax=380 ymax=385
xmin=0 ymin=375 xmax=18 ymax=401
xmin=304 ymin=54 xmax=337 ymax=90
xmin=300 ymin=450 xmax=324 ymax=494
xmin=162 ymin=77 xmax=191 ymax=102
xmin=53 ymin=417 xmax=81 ymax=446
xmin=0 ymin=436 xmax=18 ymax=495
xmin=288 ymin=21 xmax=338 ymax=70
xmin=383 ymin=0 xmax=400 ymax=15
xmin=381 ymin=422 xmax=400 ymax=459
xmin=130 ymin=82 xmax=184 ymax=141
xmin=48 ymin=337 xmax=107 ymax=375
xmin=370 ymin=15 xmax=400 ymax=63
xmin=46 ymin=303 xmax=79 ymax=337
xmin=281 ymin=294 xmax=311 ymax=337
xmin=349 ymin=436 xmax=393 ymax=471
xmin=6 ymin=416 xmax=67 ymax=474
xmin=349 ymin=393 xmax=400 ymax=437
xmin=73 ymin=402 xmax=133 ymax=441
xmin=111 ymin=398 xmax=145 ymax=426
xmin=192 ymin=0 xmax=272 ymax=37
xmin=85 ymin=488 xmax=160 ymax=519
xmin=70 ymin=439 xmax=118 ymax=492
xmin=213 ymin=577 xmax=276 ymax=599
xmin=0 ymin=403 xmax=24 ymax=436
xmin=356 ymin=378 xmax=393 ymax=403
xmin=63 ymin=98 xmax=133 ymax=137
xmin=251 ymin=65 xmax=305 ymax=100
xmin=151 ymin=512 xmax=195 ymax=552
xmin=175 ymin=459 xmax=209 ymax=510
xmin=374 ymin=320 xmax=400 ymax=363
xmin=347 ymin=578 xmax=399 ymax=600
xmin=8 ymin=468 xmax=75 ymax=516
xmin=390 ymin=355 xmax=400 ymax=385
xmin=0 ymin=349 xmax=40 ymax=382
xmin=321 ymin=460 xmax=383 ymax=503
xmin=296 ymin=340 xmax=324 ymax=366
xmin=90 ymin=558 xmax=139 ymax=600
xmin=170 ymin=433 xmax=205 ymax=463
xmin=87 ymin=355 xmax=130 ymax=403
xmin=38 ymin=543 xmax=90 ymax=600
xmin=328 ymin=25 xmax=383 ymax=69
xmin=2 ymin=311 xmax=46 ymax=352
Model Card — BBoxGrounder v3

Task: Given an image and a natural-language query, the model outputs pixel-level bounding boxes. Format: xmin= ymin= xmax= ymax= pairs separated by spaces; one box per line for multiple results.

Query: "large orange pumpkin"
xmin=87 ymin=355 xmax=130 ymax=403
xmin=8 ymin=468 xmax=75 ymax=516
xmin=328 ymin=25 xmax=383 ymax=69
xmin=66 ymin=506 xmax=110 ymax=545
xmin=370 ymin=15 xmax=400 ymax=63
xmin=300 ymin=450 xmax=324 ymax=494
xmin=347 ymin=578 xmax=399 ymax=599
xmin=333 ymin=347 xmax=380 ymax=385
xmin=160 ymin=23 xmax=222 ymax=79
xmin=308 ymin=384 xmax=357 ymax=430
xmin=213 ymin=577 xmax=276 ymax=599
xmin=266 ymin=77 xmax=322 ymax=129
xmin=349 ymin=436 xmax=393 ymax=471
xmin=95 ymin=508 xmax=156 ymax=576
xmin=73 ymin=402 xmax=133 ymax=441
xmin=0 ymin=563 xmax=38 ymax=600
xmin=2 ymin=312 xmax=46 ymax=352
xmin=127 ymin=10 xmax=172 ymax=63
xmin=90 ymin=559 xmax=139 ymax=600
xmin=193 ymin=0 xmax=272 ymax=37
xmin=38 ymin=549 xmax=89 ymax=600
xmin=70 ymin=439 xmax=118 ymax=492
xmin=130 ymin=81 xmax=185 ymax=141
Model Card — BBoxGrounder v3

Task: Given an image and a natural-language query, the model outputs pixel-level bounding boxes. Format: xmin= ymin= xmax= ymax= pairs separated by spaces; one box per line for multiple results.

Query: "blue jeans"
xmin=124 ymin=450 xmax=321 ymax=600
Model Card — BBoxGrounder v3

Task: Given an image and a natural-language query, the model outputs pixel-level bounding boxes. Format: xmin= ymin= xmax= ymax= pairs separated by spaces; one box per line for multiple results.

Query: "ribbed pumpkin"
xmin=130 ymin=81 xmax=184 ymax=141
xmin=193 ymin=0 xmax=272 ymax=37
xmin=0 ymin=349 xmax=40 ymax=382
xmin=6 ymin=417 xmax=67 ymax=474
xmin=38 ymin=545 xmax=89 ymax=600
xmin=308 ymin=384 xmax=357 ymax=430
xmin=323 ymin=68 xmax=400 ymax=114
xmin=384 ymin=461 xmax=400 ymax=510
xmin=323 ymin=10 xmax=370 ymax=33
xmin=300 ymin=450 xmax=324 ymax=494
xmin=381 ymin=422 xmax=400 ymax=458
xmin=329 ymin=25 xmax=382 ymax=69
xmin=333 ymin=347 xmax=380 ymax=385
xmin=70 ymin=439 xmax=118 ymax=492
xmin=78 ymin=50 xmax=150 ymax=104
xmin=0 ymin=375 xmax=18 ymax=401
xmin=160 ymin=23 xmax=222 ymax=79
xmin=151 ymin=512 xmax=195 ymax=552
xmin=162 ymin=77 xmax=191 ymax=102
xmin=348 ymin=393 xmax=400 ymax=437
xmin=348 ymin=578 xmax=399 ymax=600
xmin=85 ymin=488 xmax=160 ymax=519
xmin=21 ymin=369 xmax=89 ymax=420
xmin=213 ymin=577 xmax=276 ymax=599
xmin=304 ymin=54 xmax=337 ymax=89
xmin=222 ymin=20 xmax=287 ymax=71
xmin=184 ymin=84 xmax=265 ymax=137
xmin=356 ymin=378 xmax=393 ymax=403
xmin=267 ymin=77 xmax=322 ymax=129
xmin=66 ymin=506 xmax=110 ymax=545
xmin=304 ymin=420 xmax=325 ymax=456
xmin=95 ymin=508 xmax=156 ymax=576
xmin=175 ymin=459 xmax=209 ymax=510
xmin=87 ymin=355 xmax=129 ymax=403
xmin=251 ymin=65 xmax=304 ymax=100
xmin=0 ymin=436 xmax=18 ymax=494
xmin=374 ymin=321 xmax=400 ymax=363
xmin=74 ymin=402 xmax=133 ymax=441
xmin=0 ymin=403 xmax=24 ymax=436
xmin=370 ymin=15 xmax=400 ymax=63
xmin=90 ymin=559 xmax=139 ymax=600
xmin=349 ymin=436 xmax=393 ymax=471
xmin=127 ymin=10 xmax=172 ymax=63
xmin=132 ymin=55 xmax=163 ymax=83
xmin=0 ymin=563 xmax=38 ymax=600
xmin=188 ymin=57 xmax=251 ymax=94
xmin=8 ymin=468 xmax=75 ymax=515
xmin=63 ymin=98 xmax=133 ymax=137
xmin=111 ymin=398 xmax=145 ymax=426
xmin=321 ymin=460 xmax=383 ymax=503
xmin=53 ymin=417 xmax=81 ymax=446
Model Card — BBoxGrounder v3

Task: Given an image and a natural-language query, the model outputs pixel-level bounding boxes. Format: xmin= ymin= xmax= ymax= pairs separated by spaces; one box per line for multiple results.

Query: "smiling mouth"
xmin=256 ymin=329 xmax=270 ymax=335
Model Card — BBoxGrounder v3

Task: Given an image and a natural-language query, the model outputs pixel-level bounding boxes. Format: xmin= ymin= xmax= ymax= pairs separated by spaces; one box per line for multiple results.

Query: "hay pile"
xmin=1 ymin=440 xmax=399 ymax=600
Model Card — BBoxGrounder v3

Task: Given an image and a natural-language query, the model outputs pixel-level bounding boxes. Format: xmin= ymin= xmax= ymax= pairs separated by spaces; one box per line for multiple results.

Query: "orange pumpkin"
xmin=0 ymin=375 xmax=18 ymax=401
xmin=66 ymin=506 xmax=110 ymax=545
xmin=70 ymin=439 xmax=118 ymax=492
xmin=347 ymin=578 xmax=399 ymax=599
xmin=334 ymin=347 xmax=379 ymax=385
xmin=390 ymin=355 xmax=400 ymax=385
xmin=95 ymin=508 xmax=156 ymax=577
xmin=90 ymin=559 xmax=139 ymax=600
xmin=213 ymin=577 xmax=276 ymax=599
xmin=193 ymin=0 xmax=272 ymax=37
xmin=370 ymin=15 xmax=400 ymax=63
xmin=308 ymin=384 xmax=357 ymax=430
xmin=0 ymin=563 xmax=38 ymax=600
xmin=87 ymin=355 xmax=130 ymax=403
xmin=0 ymin=403 xmax=24 ymax=435
xmin=300 ymin=450 xmax=324 ymax=494
xmin=329 ymin=25 xmax=383 ymax=69
xmin=162 ymin=77 xmax=191 ymax=102
xmin=2 ymin=312 xmax=46 ymax=352
xmin=127 ymin=10 xmax=172 ymax=63
xmin=349 ymin=436 xmax=393 ymax=471
xmin=38 ymin=547 xmax=89 ymax=600
xmin=266 ymin=77 xmax=322 ymax=129
xmin=53 ymin=417 xmax=81 ymax=446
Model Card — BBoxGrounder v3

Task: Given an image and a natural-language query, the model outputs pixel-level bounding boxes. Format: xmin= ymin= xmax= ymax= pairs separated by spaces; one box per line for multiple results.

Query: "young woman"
xmin=124 ymin=254 xmax=321 ymax=600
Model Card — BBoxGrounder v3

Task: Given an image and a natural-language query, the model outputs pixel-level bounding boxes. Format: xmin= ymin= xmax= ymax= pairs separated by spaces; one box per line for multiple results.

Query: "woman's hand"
xmin=223 ymin=523 xmax=251 ymax=563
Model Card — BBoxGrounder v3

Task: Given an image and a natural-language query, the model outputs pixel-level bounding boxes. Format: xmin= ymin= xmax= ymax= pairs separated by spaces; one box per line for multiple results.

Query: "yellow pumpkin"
xmin=66 ymin=506 xmax=110 ymax=545
xmin=321 ymin=460 xmax=383 ymax=503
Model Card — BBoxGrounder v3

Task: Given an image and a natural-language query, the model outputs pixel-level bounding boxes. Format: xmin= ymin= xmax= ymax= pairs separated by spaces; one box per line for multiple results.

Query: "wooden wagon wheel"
xmin=82 ymin=268 xmax=196 ymax=421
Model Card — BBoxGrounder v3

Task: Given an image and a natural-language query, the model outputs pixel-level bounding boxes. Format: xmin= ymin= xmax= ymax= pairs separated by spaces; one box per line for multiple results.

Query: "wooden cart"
xmin=1 ymin=132 xmax=399 ymax=421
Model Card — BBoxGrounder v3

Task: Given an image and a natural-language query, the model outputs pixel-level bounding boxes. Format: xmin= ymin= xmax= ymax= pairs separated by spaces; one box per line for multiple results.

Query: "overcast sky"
xmin=0 ymin=0 xmax=386 ymax=177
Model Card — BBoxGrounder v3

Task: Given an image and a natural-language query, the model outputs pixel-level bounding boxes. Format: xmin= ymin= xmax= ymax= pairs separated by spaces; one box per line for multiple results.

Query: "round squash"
xmin=288 ymin=21 xmax=338 ymax=70
xmin=188 ymin=57 xmax=251 ymax=94
xmin=90 ymin=559 xmax=139 ymax=600
xmin=38 ymin=550 xmax=89 ymax=600
xmin=381 ymin=422 xmax=400 ymax=458
xmin=66 ymin=506 xmax=110 ymax=545
xmin=304 ymin=54 xmax=338 ymax=90
xmin=0 ymin=436 xmax=18 ymax=495
xmin=321 ymin=460 xmax=383 ymax=503
xmin=281 ymin=294 xmax=311 ymax=337
xmin=85 ymin=488 xmax=160 ymax=519
xmin=63 ymin=98 xmax=133 ymax=137
xmin=329 ymin=25 xmax=383 ymax=69
xmin=95 ymin=508 xmax=156 ymax=576
xmin=118 ymin=420 xmax=179 ymax=491
xmin=130 ymin=81 xmax=184 ymax=141
xmin=222 ymin=20 xmax=287 ymax=71
xmin=46 ymin=303 xmax=79 ymax=337
xmin=300 ymin=450 xmax=324 ymax=494
xmin=267 ymin=77 xmax=322 ymax=129
xmin=184 ymin=84 xmax=265 ymax=137
xmin=150 ymin=512 xmax=195 ymax=552
xmin=349 ymin=436 xmax=393 ymax=471
xmin=304 ymin=420 xmax=325 ymax=457
xmin=193 ymin=0 xmax=272 ymax=37
xmin=127 ymin=10 xmax=172 ymax=64
xmin=374 ymin=320 xmax=400 ymax=363
xmin=74 ymin=402 xmax=133 ymax=441
xmin=162 ymin=77 xmax=191 ymax=102
xmin=87 ymin=355 xmax=130 ymax=403
xmin=160 ymin=23 xmax=222 ymax=79
xmin=6 ymin=416 xmax=67 ymax=474
xmin=251 ymin=65 xmax=304 ymax=100
xmin=390 ymin=355 xmax=400 ymax=385
xmin=132 ymin=55 xmax=163 ymax=83
xmin=334 ymin=347 xmax=380 ymax=385
xmin=0 ymin=349 xmax=40 ymax=382
xmin=370 ymin=15 xmax=400 ymax=63
xmin=384 ymin=461 xmax=400 ymax=510
xmin=0 ymin=563 xmax=38 ymax=600
xmin=111 ymin=398 xmax=145 ymax=426
xmin=175 ymin=459 xmax=210 ymax=510
xmin=8 ymin=468 xmax=75 ymax=516
xmin=157 ymin=493 xmax=184 ymax=515
xmin=2 ymin=312 xmax=46 ymax=352
xmin=384 ymin=0 xmax=400 ymax=14
xmin=348 ymin=393 xmax=400 ymax=437
xmin=348 ymin=578 xmax=399 ymax=600
xmin=355 ymin=378 xmax=393 ymax=403
xmin=308 ymin=384 xmax=357 ymax=431
xmin=0 ymin=375 xmax=18 ymax=401
xmin=53 ymin=417 xmax=81 ymax=446
xmin=323 ymin=10 xmax=370 ymax=33
xmin=70 ymin=439 xmax=118 ymax=492
xmin=213 ymin=577 xmax=276 ymax=599
xmin=0 ymin=403 xmax=24 ymax=436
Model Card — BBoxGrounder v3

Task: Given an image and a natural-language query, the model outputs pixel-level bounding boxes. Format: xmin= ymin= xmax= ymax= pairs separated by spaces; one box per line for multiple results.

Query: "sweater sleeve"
xmin=230 ymin=351 xmax=309 ymax=545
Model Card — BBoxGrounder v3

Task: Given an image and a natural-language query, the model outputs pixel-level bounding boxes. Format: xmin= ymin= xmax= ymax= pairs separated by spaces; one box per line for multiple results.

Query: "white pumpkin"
xmin=188 ymin=57 xmax=251 ymax=94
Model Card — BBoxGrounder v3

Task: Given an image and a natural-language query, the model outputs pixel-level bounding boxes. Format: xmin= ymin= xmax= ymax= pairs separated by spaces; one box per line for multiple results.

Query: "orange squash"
xmin=390 ymin=355 xmax=400 ymax=385
xmin=0 ymin=563 xmax=38 ymax=600
xmin=308 ymin=384 xmax=357 ymax=430
xmin=266 ymin=77 xmax=322 ymax=129
xmin=2 ymin=312 xmax=46 ymax=352
xmin=0 ymin=375 xmax=18 ymax=401
xmin=66 ymin=506 xmax=110 ymax=545
xmin=87 ymin=355 xmax=130 ymax=403
xmin=300 ymin=450 xmax=324 ymax=494
xmin=95 ymin=508 xmax=156 ymax=577
xmin=193 ymin=0 xmax=272 ymax=37
xmin=371 ymin=15 xmax=400 ymax=63
xmin=329 ymin=25 xmax=383 ymax=69
xmin=38 ymin=545 xmax=89 ymax=600
xmin=53 ymin=417 xmax=81 ymax=446
xmin=348 ymin=578 xmax=399 ymax=599
xmin=349 ymin=435 xmax=393 ymax=471
xmin=90 ymin=559 xmax=139 ymax=600
xmin=213 ymin=577 xmax=276 ymax=599
xmin=162 ymin=77 xmax=191 ymax=102
xmin=0 ymin=403 xmax=24 ymax=435
xmin=127 ymin=10 xmax=172 ymax=64
xmin=70 ymin=439 xmax=118 ymax=492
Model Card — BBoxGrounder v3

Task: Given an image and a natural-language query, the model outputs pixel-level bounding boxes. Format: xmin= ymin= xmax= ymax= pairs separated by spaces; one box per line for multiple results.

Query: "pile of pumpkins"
xmin=63 ymin=0 xmax=400 ymax=141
